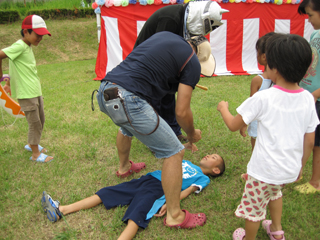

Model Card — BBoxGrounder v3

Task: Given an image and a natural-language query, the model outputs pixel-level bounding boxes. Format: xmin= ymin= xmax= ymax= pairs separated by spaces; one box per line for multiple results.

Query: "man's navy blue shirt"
xmin=103 ymin=31 xmax=201 ymax=102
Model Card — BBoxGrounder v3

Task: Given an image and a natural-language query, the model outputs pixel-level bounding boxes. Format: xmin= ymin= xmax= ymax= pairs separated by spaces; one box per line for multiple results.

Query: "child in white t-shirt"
xmin=217 ymin=33 xmax=319 ymax=240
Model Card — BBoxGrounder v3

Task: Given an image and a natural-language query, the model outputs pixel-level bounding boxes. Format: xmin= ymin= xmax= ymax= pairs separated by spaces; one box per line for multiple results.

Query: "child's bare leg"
xmin=250 ymin=138 xmax=256 ymax=151
xmin=268 ymin=197 xmax=283 ymax=239
xmin=118 ymin=219 xmax=139 ymax=240
xmin=310 ymin=146 xmax=320 ymax=189
xmin=244 ymin=219 xmax=260 ymax=240
xmin=59 ymin=195 xmax=102 ymax=216
xmin=30 ymin=144 xmax=53 ymax=162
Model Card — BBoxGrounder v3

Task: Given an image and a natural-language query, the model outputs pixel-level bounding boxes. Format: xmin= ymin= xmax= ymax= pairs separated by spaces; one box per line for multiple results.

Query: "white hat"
xmin=187 ymin=1 xmax=229 ymax=37
xmin=190 ymin=35 xmax=216 ymax=77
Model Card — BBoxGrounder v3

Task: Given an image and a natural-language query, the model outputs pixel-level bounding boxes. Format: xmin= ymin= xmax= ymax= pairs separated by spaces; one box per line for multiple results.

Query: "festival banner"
xmin=95 ymin=2 xmax=312 ymax=80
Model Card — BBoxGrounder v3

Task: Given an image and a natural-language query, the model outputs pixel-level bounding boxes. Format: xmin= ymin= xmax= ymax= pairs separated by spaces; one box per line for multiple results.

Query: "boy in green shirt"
xmin=0 ymin=15 xmax=53 ymax=162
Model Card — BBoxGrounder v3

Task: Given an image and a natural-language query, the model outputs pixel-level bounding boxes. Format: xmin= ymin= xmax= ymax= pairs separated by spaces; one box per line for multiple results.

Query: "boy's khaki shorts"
xmin=18 ymin=96 xmax=45 ymax=145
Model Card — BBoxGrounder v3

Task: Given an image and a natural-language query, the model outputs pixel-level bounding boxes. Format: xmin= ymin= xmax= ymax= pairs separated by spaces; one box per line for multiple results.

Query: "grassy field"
xmin=1 ymin=18 xmax=320 ymax=240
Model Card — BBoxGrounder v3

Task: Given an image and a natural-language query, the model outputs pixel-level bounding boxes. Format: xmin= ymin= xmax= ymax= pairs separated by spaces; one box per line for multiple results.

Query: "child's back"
xmin=238 ymin=84 xmax=317 ymax=184
xmin=218 ymin=33 xmax=319 ymax=240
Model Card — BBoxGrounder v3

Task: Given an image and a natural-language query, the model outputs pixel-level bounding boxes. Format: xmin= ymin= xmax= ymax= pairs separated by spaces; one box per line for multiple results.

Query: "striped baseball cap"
xmin=22 ymin=15 xmax=51 ymax=36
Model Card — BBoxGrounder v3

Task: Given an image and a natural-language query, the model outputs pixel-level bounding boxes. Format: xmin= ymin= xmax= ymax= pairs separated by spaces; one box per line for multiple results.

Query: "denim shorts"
xmin=97 ymin=81 xmax=184 ymax=158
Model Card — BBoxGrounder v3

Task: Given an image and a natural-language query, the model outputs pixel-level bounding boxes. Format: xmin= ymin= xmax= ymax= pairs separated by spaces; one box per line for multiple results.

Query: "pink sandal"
xmin=233 ymin=228 xmax=245 ymax=240
xmin=116 ymin=160 xmax=146 ymax=178
xmin=262 ymin=220 xmax=285 ymax=240
xmin=163 ymin=209 xmax=206 ymax=229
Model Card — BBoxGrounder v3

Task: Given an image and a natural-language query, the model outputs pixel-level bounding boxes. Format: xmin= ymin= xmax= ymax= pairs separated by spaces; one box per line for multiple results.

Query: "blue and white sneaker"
xmin=41 ymin=191 xmax=62 ymax=222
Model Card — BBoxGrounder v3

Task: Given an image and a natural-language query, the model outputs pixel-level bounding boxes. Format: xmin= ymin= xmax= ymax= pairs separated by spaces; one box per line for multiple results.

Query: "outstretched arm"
xmin=0 ymin=51 xmax=11 ymax=95
xmin=176 ymin=83 xmax=201 ymax=152
xmin=217 ymin=101 xmax=246 ymax=132
xmin=154 ymin=186 xmax=198 ymax=217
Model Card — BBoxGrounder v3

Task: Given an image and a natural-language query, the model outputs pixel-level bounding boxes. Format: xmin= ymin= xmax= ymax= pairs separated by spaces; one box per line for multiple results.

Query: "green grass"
xmin=0 ymin=16 xmax=320 ymax=240
xmin=0 ymin=68 xmax=319 ymax=239
xmin=0 ymin=0 xmax=88 ymax=16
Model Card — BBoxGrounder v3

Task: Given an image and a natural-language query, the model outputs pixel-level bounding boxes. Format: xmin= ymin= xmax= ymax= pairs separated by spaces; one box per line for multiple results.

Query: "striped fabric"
xmin=94 ymin=2 xmax=312 ymax=80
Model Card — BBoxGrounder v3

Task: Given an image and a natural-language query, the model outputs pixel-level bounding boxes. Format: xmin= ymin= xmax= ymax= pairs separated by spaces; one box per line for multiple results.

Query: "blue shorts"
xmin=97 ymin=81 xmax=184 ymax=158
xmin=248 ymin=120 xmax=257 ymax=139
xmin=95 ymin=175 xmax=164 ymax=228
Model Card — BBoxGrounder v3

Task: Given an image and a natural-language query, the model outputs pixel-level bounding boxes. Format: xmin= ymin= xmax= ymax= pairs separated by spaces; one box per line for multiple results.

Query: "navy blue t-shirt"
xmin=103 ymin=31 xmax=201 ymax=102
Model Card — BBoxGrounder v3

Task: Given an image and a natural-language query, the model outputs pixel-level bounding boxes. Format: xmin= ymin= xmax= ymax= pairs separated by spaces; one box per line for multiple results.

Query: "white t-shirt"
xmin=237 ymin=85 xmax=319 ymax=185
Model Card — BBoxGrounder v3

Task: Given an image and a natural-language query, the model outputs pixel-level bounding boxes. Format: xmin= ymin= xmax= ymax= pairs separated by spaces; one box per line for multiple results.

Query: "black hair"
xmin=188 ymin=40 xmax=198 ymax=55
xmin=210 ymin=156 xmax=225 ymax=178
xmin=298 ymin=0 xmax=320 ymax=15
xmin=20 ymin=29 xmax=33 ymax=37
xmin=256 ymin=32 xmax=277 ymax=54
xmin=266 ymin=33 xmax=312 ymax=83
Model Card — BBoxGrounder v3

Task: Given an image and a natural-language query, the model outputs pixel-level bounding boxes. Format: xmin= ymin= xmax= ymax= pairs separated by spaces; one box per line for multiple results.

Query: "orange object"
xmin=196 ymin=84 xmax=208 ymax=91
xmin=0 ymin=84 xmax=25 ymax=118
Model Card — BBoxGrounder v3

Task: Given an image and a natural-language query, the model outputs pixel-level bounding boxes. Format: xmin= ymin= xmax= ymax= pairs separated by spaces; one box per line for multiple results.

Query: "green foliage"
xmin=26 ymin=8 xmax=95 ymax=20
xmin=0 ymin=0 xmax=95 ymax=22
xmin=0 ymin=10 xmax=20 ymax=24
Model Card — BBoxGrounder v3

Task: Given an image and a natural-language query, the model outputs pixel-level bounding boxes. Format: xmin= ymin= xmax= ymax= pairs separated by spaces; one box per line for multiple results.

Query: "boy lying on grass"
xmin=41 ymin=154 xmax=225 ymax=240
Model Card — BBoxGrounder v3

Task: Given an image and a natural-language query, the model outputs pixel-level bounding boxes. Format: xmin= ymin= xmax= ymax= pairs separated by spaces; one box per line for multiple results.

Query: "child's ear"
xmin=22 ymin=29 xmax=28 ymax=36
xmin=212 ymin=167 xmax=220 ymax=175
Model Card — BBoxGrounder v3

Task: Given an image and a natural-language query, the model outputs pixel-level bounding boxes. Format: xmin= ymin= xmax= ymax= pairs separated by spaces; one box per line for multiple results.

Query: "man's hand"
xmin=187 ymin=129 xmax=201 ymax=145
xmin=217 ymin=101 xmax=229 ymax=112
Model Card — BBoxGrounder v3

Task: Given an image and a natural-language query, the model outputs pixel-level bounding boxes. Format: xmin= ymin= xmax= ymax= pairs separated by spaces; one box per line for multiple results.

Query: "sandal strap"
xmin=270 ymin=230 xmax=285 ymax=240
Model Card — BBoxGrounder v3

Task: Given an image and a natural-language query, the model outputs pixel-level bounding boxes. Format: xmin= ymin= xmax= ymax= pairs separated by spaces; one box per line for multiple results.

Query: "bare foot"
xmin=31 ymin=153 xmax=53 ymax=162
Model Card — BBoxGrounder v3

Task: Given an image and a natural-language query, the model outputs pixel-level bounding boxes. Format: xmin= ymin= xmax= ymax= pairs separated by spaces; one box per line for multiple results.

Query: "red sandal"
xmin=163 ymin=209 xmax=206 ymax=229
xmin=116 ymin=160 xmax=146 ymax=178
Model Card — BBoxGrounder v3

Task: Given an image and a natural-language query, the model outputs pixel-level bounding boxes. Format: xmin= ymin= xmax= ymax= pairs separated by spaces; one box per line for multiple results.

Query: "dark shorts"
xmin=95 ymin=175 xmax=164 ymax=229
xmin=315 ymin=101 xmax=320 ymax=147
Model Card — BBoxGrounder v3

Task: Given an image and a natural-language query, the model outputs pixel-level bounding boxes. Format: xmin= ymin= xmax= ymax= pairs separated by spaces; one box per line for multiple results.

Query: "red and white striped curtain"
xmin=94 ymin=2 xmax=312 ymax=80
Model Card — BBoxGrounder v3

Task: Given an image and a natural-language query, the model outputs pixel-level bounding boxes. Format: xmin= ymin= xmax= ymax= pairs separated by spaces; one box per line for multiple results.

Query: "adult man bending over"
xmin=95 ymin=31 xmax=215 ymax=228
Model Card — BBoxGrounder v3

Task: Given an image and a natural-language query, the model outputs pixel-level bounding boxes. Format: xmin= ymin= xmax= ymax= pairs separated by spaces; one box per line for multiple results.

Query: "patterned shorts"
xmin=235 ymin=174 xmax=283 ymax=222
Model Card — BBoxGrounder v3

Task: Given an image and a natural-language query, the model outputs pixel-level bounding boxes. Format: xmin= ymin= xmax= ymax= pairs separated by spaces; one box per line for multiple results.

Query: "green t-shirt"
xmin=2 ymin=39 xmax=42 ymax=99
xmin=300 ymin=30 xmax=320 ymax=101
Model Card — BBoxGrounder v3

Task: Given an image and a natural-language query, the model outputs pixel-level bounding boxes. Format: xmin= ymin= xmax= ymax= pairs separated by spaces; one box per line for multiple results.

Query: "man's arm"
xmin=176 ymin=83 xmax=201 ymax=144
xmin=154 ymin=186 xmax=199 ymax=217
xmin=217 ymin=101 xmax=246 ymax=132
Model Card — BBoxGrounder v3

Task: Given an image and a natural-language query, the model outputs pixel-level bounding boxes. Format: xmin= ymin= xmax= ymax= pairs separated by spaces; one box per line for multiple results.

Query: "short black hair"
xmin=266 ymin=33 xmax=312 ymax=83
xmin=20 ymin=29 xmax=33 ymax=37
xmin=210 ymin=156 xmax=225 ymax=178
xmin=256 ymin=32 xmax=276 ymax=54
xmin=298 ymin=0 xmax=320 ymax=15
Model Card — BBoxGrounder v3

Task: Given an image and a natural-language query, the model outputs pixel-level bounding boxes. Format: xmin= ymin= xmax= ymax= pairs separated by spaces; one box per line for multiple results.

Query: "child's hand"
xmin=217 ymin=101 xmax=228 ymax=112
xmin=240 ymin=125 xmax=247 ymax=137
xmin=154 ymin=204 xmax=167 ymax=217
xmin=184 ymin=142 xmax=198 ymax=153
xmin=3 ymin=84 xmax=11 ymax=96
xmin=241 ymin=173 xmax=248 ymax=181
